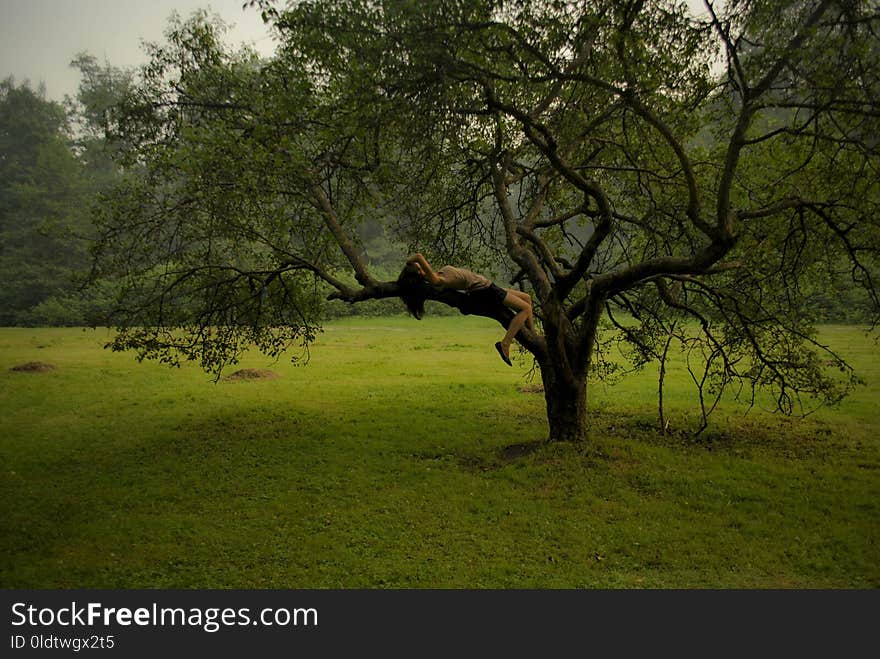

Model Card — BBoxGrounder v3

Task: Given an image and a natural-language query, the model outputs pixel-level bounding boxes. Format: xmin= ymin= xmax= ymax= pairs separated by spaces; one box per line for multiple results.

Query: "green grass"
xmin=1 ymin=316 xmax=877 ymax=588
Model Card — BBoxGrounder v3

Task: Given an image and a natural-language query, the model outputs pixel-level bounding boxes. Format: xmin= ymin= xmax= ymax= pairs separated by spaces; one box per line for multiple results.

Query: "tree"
xmin=0 ymin=78 xmax=86 ymax=324
xmin=0 ymin=57 xmax=131 ymax=327
xmin=91 ymin=1 xmax=879 ymax=441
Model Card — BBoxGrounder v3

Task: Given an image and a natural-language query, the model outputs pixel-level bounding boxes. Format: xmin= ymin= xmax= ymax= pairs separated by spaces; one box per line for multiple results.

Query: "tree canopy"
xmin=88 ymin=0 xmax=879 ymax=441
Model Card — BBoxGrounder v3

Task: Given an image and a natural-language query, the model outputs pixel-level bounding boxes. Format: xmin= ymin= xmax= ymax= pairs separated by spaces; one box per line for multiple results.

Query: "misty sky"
xmin=0 ymin=0 xmax=276 ymax=101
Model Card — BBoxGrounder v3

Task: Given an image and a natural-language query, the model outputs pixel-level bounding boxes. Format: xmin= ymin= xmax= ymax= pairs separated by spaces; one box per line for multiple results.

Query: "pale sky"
xmin=0 ymin=0 xmax=277 ymax=102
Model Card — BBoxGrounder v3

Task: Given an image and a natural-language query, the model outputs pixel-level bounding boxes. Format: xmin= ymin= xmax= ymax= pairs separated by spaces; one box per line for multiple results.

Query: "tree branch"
xmin=622 ymin=92 xmax=715 ymax=240
xmin=491 ymin=157 xmax=553 ymax=302
xmin=327 ymin=278 xmax=547 ymax=357
xmin=309 ymin=182 xmax=377 ymax=288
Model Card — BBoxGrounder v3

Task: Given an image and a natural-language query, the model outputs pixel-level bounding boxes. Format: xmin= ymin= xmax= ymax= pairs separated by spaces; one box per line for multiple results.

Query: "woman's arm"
xmin=407 ymin=253 xmax=444 ymax=287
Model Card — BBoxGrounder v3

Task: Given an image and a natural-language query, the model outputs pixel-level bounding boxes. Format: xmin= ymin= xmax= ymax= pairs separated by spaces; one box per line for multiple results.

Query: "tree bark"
xmin=540 ymin=362 xmax=587 ymax=443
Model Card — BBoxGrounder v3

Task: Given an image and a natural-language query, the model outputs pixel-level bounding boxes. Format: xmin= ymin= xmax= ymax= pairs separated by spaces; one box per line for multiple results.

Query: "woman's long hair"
xmin=397 ymin=262 xmax=427 ymax=320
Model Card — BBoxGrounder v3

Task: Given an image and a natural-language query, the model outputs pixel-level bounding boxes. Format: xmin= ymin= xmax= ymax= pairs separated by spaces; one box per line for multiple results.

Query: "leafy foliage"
xmin=0 ymin=79 xmax=90 ymax=325
xmin=86 ymin=0 xmax=879 ymax=437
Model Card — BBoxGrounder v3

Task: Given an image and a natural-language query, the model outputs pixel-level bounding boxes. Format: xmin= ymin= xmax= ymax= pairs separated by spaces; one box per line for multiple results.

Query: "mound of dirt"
xmin=224 ymin=368 xmax=279 ymax=382
xmin=10 ymin=361 xmax=57 ymax=373
xmin=518 ymin=383 xmax=544 ymax=394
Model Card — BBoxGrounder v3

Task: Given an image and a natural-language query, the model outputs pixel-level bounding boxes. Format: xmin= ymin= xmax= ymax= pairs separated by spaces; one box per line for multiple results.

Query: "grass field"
xmin=1 ymin=316 xmax=877 ymax=588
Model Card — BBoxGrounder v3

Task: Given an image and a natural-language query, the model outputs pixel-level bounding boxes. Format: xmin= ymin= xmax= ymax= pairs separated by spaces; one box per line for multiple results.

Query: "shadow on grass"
xmin=499 ymin=439 xmax=548 ymax=461
xmin=418 ymin=437 xmax=556 ymax=473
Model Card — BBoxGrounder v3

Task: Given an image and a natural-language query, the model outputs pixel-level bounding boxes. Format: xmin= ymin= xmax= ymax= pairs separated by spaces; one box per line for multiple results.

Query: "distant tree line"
xmin=0 ymin=57 xmax=124 ymax=326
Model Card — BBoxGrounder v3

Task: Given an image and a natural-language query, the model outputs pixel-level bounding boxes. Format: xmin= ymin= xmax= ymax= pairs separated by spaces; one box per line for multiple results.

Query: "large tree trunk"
xmin=537 ymin=301 xmax=600 ymax=443
xmin=540 ymin=362 xmax=587 ymax=443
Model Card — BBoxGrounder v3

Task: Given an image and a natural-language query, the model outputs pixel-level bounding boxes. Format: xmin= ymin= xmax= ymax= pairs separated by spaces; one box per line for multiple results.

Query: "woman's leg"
xmin=498 ymin=289 xmax=533 ymax=359
xmin=507 ymin=289 xmax=535 ymax=331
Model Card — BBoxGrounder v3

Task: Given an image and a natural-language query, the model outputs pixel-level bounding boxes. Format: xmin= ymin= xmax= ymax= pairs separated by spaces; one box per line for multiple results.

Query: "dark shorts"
xmin=468 ymin=282 xmax=508 ymax=306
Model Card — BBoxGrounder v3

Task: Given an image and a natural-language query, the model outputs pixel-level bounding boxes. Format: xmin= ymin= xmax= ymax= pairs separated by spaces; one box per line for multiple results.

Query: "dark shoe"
xmin=495 ymin=342 xmax=512 ymax=366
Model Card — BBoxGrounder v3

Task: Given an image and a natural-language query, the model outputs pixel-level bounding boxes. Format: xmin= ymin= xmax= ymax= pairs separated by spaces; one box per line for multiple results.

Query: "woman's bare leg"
xmin=508 ymin=289 xmax=535 ymax=332
xmin=498 ymin=289 xmax=533 ymax=358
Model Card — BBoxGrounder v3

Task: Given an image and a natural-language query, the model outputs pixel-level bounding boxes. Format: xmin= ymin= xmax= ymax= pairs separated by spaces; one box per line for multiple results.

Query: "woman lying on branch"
xmin=398 ymin=253 xmax=534 ymax=366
